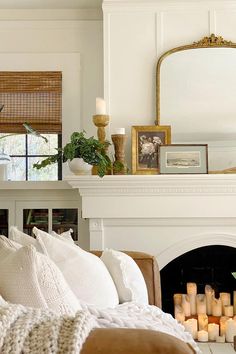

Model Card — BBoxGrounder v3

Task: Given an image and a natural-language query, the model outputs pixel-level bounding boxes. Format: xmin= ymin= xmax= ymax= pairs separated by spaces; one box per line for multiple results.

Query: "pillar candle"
xmin=233 ymin=291 xmax=236 ymax=315
xmin=225 ymin=318 xmax=236 ymax=342
xmin=220 ymin=316 xmax=229 ymax=336
xmin=205 ymin=285 xmax=214 ymax=315
xmin=173 ymin=294 xmax=182 ymax=306
xmin=182 ymin=294 xmax=191 ymax=317
xmin=196 ymin=294 xmax=206 ymax=315
xmin=220 ymin=293 xmax=231 ymax=315
xmin=224 ymin=305 xmax=234 ymax=317
xmin=95 ymin=97 xmax=106 ymax=115
xmin=114 ymin=128 xmax=125 ymax=135
xmin=216 ymin=335 xmax=225 ymax=343
xmin=174 ymin=304 xmax=185 ymax=324
xmin=212 ymin=298 xmax=222 ymax=317
xmin=197 ymin=330 xmax=208 ymax=342
xmin=187 ymin=282 xmax=197 ymax=315
xmin=208 ymin=323 xmax=219 ymax=341
xmin=198 ymin=314 xmax=208 ymax=331
xmin=183 ymin=319 xmax=198 ymax=339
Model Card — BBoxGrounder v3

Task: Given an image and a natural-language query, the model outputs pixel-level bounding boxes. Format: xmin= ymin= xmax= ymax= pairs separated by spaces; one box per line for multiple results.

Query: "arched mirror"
xmin=156 ymin=34 xmax=236 ymax=173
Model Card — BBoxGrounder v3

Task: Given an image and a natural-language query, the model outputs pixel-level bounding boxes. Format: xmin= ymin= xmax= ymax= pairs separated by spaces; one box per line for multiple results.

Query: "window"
xmin=0 ymin=71 xmax=62 ymax=180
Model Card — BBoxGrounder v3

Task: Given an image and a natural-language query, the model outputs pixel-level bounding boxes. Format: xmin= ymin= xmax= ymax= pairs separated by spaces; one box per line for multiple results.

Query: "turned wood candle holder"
xmin=111 ymin=134 xmax=128 ymax=175
xmin=93 ymin=114 xmax=110 ymax=142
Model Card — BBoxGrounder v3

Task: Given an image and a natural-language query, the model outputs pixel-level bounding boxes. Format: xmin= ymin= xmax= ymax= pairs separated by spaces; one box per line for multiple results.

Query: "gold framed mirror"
xmin=156 ymin=34 xmax=236 ymax=173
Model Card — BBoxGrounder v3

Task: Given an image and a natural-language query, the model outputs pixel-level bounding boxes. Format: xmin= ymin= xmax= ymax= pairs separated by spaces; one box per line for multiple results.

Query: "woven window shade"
xmin=0 ymin=71 xmax=62 ymax=133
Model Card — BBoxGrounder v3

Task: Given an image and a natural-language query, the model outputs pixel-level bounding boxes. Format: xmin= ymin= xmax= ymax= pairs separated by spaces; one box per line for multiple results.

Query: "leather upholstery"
xmin=91 ymin=250 xmax=162 ymax=308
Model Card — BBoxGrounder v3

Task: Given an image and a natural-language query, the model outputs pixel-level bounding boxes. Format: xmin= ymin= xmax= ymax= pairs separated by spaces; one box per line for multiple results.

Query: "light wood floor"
xmin=198 ymin=343 xmax=235 ymax=353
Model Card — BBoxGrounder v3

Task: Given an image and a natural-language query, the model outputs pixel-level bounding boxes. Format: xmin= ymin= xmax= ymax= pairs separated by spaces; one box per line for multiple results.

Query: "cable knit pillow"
xmin=101 ymin=249 xmax=149 ymax=304
xmin=51 ymin=228 xmax=75 ymax=245
xmin=33 ymin=227 xmax=119 ymax=309
xmin=9 ymin=226 xmax=43 ymax=252
xmin=0 ymin=236 xmax=81 ymax=315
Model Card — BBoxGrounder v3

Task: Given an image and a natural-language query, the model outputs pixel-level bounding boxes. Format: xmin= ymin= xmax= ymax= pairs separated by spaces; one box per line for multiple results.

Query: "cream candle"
xmin=183 ymin=319 xmax=198 ymax=339
xmin=174 ymin=305 xmax=185 ymax=324
xmin=182 ymin=294 xmax=191 ymax=317
xmin=173 ymin=294 xmax=182 ymax=306
xmin=95 ymin=97 xmax=106 ymax=115
xmin=198 ymin=314 xmax=208 ymax=331
xmin=212 ymin=298 xmax=222 ymax=317
xmin=224 ymin=305 xmax=234 ymax=317
xmin=220 ymin=293 xmax=231 ymax=315
xmin=208 ymin=323 xmax=219 ymax=341
xmin=197 ymin=330 xmax=208 ymax=342
xmin=225 ymin=318 xmax=236 ymax=342
xmin=220 ymin=316 xmax=229 ymax=336
xmin=205 ymin=285 xmax=214 ymax=315
xmin=196 ymin=294 xmax=206 ymax=315
xmin=114 ymin=128 xmax=125 ymax=135
xmin=187 ymin=282 xmax=197 ymax=315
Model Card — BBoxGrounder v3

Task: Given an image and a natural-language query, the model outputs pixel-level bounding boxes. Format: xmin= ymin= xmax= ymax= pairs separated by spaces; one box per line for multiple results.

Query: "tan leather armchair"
xmin=81 ymin=251 xmax=195 ymax=354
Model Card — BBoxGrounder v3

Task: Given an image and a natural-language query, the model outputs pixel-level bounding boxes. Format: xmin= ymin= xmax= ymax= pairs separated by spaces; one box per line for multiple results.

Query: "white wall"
xmin=103 ymin=0 xmax=236 ymax=169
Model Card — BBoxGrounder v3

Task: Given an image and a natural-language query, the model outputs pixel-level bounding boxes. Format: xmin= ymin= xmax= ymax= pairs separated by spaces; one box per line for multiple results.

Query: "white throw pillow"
xmin=51 ymin=228 xmax=74 ymax=245
xmin=9 ymin=226 xmax=43 ymax=253
xmin=101 ymin=249 xmax=149 ymax=304
xmin=0 ymin=236 xmax=81 ymax=315
xmin=33 ymin=227 xmax=119 ymax=309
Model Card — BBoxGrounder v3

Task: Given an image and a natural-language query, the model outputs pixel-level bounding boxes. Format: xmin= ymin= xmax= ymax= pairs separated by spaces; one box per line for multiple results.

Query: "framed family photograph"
xmin=131 ymin=125 xmax=171 ymax=174
xmin=158 ymin=144 xmax=208 ymax=174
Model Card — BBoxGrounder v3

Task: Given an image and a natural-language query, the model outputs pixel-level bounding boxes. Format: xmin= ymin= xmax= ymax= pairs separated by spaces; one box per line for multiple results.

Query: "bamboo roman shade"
xmin=0 ymin=71 xmax=62 ymax=133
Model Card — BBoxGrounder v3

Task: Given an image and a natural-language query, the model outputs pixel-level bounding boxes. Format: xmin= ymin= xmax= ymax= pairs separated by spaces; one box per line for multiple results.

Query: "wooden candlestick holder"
xmin=93 ymin=114 xmax=110 ymax=142
xmin=111 ymin=134 xmax=127 ymax=175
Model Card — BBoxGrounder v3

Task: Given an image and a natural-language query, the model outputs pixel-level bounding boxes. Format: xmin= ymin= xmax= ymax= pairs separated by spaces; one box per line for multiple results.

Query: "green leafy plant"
xmin=33 ymin=131 xmax=112 ymax=178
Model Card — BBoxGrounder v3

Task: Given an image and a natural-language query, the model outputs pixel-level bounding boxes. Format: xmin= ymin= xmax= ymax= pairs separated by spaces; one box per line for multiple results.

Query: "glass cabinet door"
xmin=23 ymin=209 xmax=49 ymax=235
xmin=52 ymin=208 xmax=78 ymax=240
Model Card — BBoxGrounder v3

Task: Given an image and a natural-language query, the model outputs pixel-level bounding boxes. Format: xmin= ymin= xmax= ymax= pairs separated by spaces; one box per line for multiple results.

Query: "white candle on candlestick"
xmin=220 ymin=293 xmax=231 ymax=315
xmin=205 ymin=285 xmax=214 ymax=315
xmin=212 ymin=298 xmax=222 ymax=317
xmin=197 ymin=330 xmax=208 ymax=342
xmin=220 ymin=316 xmax=229 ymax=336
xmin=174 ymin=305 xmax=185 ymax=324
xmin=187 ymin=282 xmax=197 ymax=315
xmin=198 ymin=314 xmax=208 ymax=331
xmin=182 ymin=294 xmax=191 ymax=317
xmin=114 ymin=128 xmax=125 ymax=135
xmin=96 ymin=97 xmax=106 ymax=115
xmin=196 ymin=294 xmax=206 ymax=315
xmin=224 ymin=305 xmax=234 ymax=317
xmin=208 ymin=323 xmax=219 ymax=341
xmin=225 ymin=318 xmax=236 ymax=342
xmin=183 ymin=319 xmax=198 ymax=339
xmin=173 ymin=294 xmax=182 ymax=306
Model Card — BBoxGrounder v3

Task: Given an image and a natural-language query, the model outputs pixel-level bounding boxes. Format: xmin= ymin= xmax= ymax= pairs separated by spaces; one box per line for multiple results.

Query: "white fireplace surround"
xmin=66 ymin=174 xmax=236 ymax=270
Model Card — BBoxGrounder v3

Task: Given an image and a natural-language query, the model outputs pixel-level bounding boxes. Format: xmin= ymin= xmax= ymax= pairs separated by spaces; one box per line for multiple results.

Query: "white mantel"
xmin=66 ymin=174 xmax=236 ymax=269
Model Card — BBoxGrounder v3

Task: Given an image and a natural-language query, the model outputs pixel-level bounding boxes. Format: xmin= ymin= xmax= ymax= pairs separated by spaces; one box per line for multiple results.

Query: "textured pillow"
xmin=0 ymin=236 xmax=81 ymax=315
xmin=33 ymin=227 xmax=119 ymax=309
xmin=9 ymin=226 xmax=43 ymax=252
xmin=51 ymin=228 xmax=74 ymax=245
xmin=101 ymin=249 xmax=149 ymax=304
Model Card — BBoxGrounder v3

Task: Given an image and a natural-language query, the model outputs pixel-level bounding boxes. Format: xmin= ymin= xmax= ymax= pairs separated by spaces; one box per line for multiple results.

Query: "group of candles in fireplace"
xmin=174 ymin=282 xmax=236 ymax=342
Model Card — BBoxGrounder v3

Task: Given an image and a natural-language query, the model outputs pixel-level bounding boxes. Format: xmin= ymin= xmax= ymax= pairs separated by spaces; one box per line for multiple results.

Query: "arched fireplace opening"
xmin=160 ymin=245 xmax=236 ymax=315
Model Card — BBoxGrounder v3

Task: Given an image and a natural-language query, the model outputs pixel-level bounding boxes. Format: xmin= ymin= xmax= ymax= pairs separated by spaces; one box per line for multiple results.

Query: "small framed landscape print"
xmin=132 ymin=125 xmax=171 ymax=174
xmin=158 ymin=144 xmax=208 ymax=174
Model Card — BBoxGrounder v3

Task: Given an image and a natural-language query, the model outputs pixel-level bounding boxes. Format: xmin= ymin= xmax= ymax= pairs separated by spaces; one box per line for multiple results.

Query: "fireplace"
xmin=161 ymin=245 xmax=236 ymax=316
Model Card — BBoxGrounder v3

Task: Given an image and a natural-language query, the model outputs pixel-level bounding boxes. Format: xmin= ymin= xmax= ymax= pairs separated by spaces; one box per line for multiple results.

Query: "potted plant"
xmin=33 ymin=131 xmax=112 ymax=177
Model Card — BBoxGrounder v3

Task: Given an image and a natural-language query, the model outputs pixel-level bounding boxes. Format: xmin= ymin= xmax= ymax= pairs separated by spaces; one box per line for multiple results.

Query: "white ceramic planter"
xmin=68 ymin=158 xmax=93 ymax=175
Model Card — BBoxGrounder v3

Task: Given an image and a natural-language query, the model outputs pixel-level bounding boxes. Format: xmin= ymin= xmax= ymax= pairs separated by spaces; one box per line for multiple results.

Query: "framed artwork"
xmin=158 ymin=144 xmax=208 ymax=174
xmin=131 ymin=125 xmax=171 ymax=174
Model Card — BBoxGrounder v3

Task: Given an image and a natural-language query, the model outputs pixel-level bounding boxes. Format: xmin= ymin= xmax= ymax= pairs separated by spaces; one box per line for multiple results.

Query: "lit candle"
xmin=196 ymin=294 xmax=206 ymax=314
xmin=212 ymin=298 xmax=222 ymax=317
xmin=220 ymin=316 xmax=229 ymax=336
xmin=96 ymin=97 xmax=106 ymax=115
xmin=197 ymin=330 xmax=208 ymax=342
xmin=174 ymin=304 xmax=185 ymax=324
xmin=182 ymin=294 xmax=191 ymax=317
xmin=183 ymin=318 xmax=198 ymax=339
xmin=208 ymin=323 xmax=219 ymax=341
xmin=233 ymin=291 xmax=236 ymax=315
xmin=216 ymin=335 xmax=225 ymax=343
xmin=224 ymin=305 xmax=234 ymax=317
xmin=173 ymin=293 xmax=182 ymax=306
xmin=220 ymin=293 xmax=231 ymax=315
xmin=225 ymin=318 xmax=236 ymax=342
xmin=198 ymin=314 xmax=208 ymax=331
xmin=187 ymin=282 xmax=197 ymax=315
xmin=205 ymin=285 xmax=214 ymax=315
xmin=114 ymin=128 xmax=125 ymax=135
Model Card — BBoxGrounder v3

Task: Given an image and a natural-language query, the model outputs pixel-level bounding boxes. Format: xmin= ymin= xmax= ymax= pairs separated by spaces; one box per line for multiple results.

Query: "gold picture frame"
xmin=131 ymin=125 xmax=171 ymax=174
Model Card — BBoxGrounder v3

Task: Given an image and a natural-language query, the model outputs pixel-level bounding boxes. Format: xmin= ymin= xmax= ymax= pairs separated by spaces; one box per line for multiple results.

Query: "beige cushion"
xmin=0 ymin=236 xmax=81 ymax=315
xmin=9 ymin=226 xmax=43 ymax=252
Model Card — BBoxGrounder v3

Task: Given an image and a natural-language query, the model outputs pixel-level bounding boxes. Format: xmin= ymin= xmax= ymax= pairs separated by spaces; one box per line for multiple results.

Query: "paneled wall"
xmin=103 ymin=0 xmax=236 ymax=167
